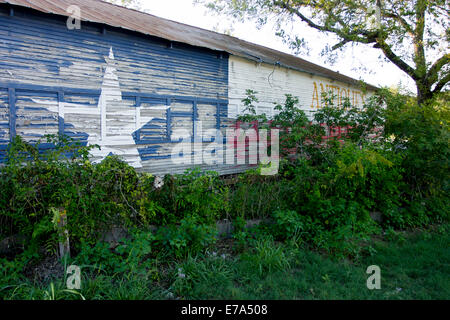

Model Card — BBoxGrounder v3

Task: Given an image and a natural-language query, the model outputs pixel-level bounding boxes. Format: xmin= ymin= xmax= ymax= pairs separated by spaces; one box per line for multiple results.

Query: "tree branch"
xmin=331 ymin=39 xmax=350 ymax=51
xmin=432 ymin=73 xmax=450 ymax=93
xmin=273 ymin=0 xmax=378 ymax=44
xmin=270 ymin=0 xmax=434 ymax=92
xmin=382 ymin=10 xmax=414 ymax=36
xmin=427 ymin=53 xmax=450 ymax=80
xmin=273 ymin=0 xmax=337 ymax=33
xmin=375 ymin=38 xmax=419 ymax=80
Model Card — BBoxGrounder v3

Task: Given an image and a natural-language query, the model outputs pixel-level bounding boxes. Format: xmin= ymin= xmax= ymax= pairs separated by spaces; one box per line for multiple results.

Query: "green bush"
xmin=155 ymin=168 xmax=229 ymax=225
xmin=0 ymin=135 xmax=164 ymax=254
xmin=328 ymin=142 xmax=403 ymax=211
xmin=271 ymin=209 xmax=306 ymax=242
xmin=383 ymin=90 xmax=449 ymax=199
xmin=74 ymin=229 xmax=156 ymax=276
xmin=0 ymin=137 xmax=229 ymax=260
xmin=155 ymin=215 xmax=218 ymax=259
xmin=229 ymin=169 xmax=288 ymax=220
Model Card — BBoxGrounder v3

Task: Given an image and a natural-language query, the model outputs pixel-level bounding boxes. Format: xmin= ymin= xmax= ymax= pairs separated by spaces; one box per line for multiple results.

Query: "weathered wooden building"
xmin=0 ymin=0 xmax=377 ymax=174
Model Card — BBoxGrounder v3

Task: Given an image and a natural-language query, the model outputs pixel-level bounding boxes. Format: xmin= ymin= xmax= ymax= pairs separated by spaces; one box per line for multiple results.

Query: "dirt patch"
xmin=24 ymin=255 xmax=65 ymax=284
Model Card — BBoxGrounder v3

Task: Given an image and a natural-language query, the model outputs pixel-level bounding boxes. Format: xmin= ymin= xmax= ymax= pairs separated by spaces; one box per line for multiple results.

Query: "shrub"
xmin=0 ymin=135 xmax=165 ymax=255
xmin=153 ymin=168 xmax=229 ymax=225
xmin=229 ymin=169 xmax=287 ymax=220
xmin=271 ymin=94 xmax=312 ymax=157
xmin=328 ymin=142 xmax=403 ymax=211
xmin=383 ymin=90 xmax=449 ymax=199
xmin=271 ymin=209 xmax=305 ymax=242
xmin=0 ymin=88 xmax=448 ymax=277
xmin=74 ymin=230 xmax=156 ymax=276
xmin=155 ymin=215 xmax=218 ymax=259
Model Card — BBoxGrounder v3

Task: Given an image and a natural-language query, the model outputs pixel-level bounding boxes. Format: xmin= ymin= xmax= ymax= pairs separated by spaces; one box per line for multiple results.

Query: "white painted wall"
xmin=228 ymin=56 xmax=375 ymax=119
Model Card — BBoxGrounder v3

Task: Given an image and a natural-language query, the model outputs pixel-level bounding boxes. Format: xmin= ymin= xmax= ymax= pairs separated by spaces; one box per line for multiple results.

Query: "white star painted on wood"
xmin=32 ymin=47 xmax=169 ymax=168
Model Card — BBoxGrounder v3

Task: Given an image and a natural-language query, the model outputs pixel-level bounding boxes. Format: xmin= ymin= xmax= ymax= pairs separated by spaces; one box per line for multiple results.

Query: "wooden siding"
xmin=228 ymin=56 xmax=375 ymax=119
xmin=0 ymin=7 xmax=243 ymax=175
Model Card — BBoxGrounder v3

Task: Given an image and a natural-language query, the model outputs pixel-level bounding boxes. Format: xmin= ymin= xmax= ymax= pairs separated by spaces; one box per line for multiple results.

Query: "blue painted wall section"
xmin=0 ymin=5 xmax=231 ymax=174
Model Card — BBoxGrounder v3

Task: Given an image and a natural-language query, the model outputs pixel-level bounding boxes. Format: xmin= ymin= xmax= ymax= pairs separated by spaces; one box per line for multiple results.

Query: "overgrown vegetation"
xmin=1 ymin=224 xmax=449 ymax=300
xmin=0 ymin=89 xmax=448 ymax=299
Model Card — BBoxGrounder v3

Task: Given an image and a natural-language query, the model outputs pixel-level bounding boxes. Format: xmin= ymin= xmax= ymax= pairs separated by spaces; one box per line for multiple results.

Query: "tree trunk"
xmin=416 ymin=81 xmax=432 ymax=105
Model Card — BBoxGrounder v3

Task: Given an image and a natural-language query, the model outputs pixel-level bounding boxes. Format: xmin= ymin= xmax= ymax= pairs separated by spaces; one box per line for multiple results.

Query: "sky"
xmin=138 ymin=0 xmax=416 ymax=92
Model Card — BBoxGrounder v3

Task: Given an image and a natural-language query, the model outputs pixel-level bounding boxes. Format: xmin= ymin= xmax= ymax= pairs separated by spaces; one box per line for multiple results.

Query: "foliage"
xmin=170 ymin=254 xmax=234 ymax=298
xmin=240 ymin=237 xmax=291 ymax=277
xmin=326 ymin=142 xmax=403 ymax=210
xmin=383 ymin=89 xmax=450 ymax=197
xmin=0 ymin=87 xmax=448 ymax=299
xmin=155 ymin=216 xmax=218 ymax=259
xmin=313 ymin=92 xmax=386 ymax=144
xmin=1 ymin=225 xmax=449 ymax=300
xmin=235 ymin=90 xmax=387 ymax=165
xmin=155 ymin=168 xmax=229 ymax=225
xmin=271 ymin=94 xmax=313 ymax=157
xmin=236 ymin=89 xmax=268 ymax=123
xmin=200 ymin=0 xmax=450 ymax=103
xmin=271 ymin=209 xmax=306 ymax=243
xmin=229 ymin=169 xmax=287 ymax=220
xmin=0 ymin=136 xmax=163 ymax=253
xmin=0 ymin=139 xmax=227 ymax=259
xmin=74 ymin=230 xmax=155 ymax=277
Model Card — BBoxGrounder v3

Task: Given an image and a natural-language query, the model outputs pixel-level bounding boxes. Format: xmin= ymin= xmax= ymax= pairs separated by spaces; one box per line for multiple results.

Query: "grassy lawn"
xmin=2 ymin=225 xmax=448 ymax=300
xmin=167 ymin=226 xmax=449 ymax=300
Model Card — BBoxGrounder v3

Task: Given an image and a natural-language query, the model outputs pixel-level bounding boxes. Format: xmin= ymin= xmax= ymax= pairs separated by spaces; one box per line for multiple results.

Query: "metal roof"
xmin=0 ymin=0 xmax=378 ymax=90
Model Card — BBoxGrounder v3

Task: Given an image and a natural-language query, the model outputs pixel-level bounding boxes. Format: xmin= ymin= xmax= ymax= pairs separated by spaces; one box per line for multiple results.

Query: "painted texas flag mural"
xmin=31 ymin=47 xmax=168 ymax=168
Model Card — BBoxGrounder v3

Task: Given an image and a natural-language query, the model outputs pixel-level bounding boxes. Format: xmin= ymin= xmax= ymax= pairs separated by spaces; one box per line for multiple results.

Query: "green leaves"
xmin=155 ymin=216 xmax=218 ymax=259
xmin=201 ymin=0 xmax=449 ymax=103
xmin=237 ymin=89 xmax=268 ymax=123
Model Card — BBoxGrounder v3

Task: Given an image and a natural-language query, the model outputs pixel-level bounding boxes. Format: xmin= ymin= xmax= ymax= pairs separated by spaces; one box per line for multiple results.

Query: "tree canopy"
xmin=199 ymin=0 xmax=449 ymax=104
